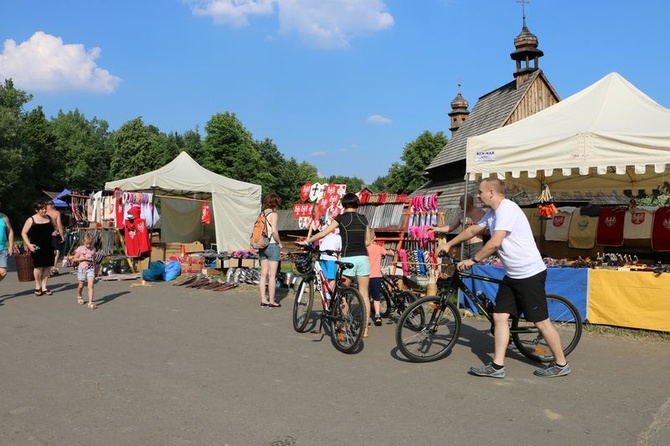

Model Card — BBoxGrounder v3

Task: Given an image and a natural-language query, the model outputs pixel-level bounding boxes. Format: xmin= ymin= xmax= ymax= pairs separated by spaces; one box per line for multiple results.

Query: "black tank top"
xmin=335 ymin=212 xmax=368 ymax=257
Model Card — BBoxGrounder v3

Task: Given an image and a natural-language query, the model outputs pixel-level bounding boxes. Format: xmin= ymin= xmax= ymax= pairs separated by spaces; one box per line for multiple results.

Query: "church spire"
xmin=448 ymin=83 xmax=469 ymax=137
xmin=510 ymin=0 xmax=544 ymax=86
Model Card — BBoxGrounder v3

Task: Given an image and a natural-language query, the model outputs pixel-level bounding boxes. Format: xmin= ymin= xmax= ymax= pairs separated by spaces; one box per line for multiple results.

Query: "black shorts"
xmin=494 ymin=270 xmax=548 ymax=322
xmin=51 ymin=236 xmax=65 ymax=252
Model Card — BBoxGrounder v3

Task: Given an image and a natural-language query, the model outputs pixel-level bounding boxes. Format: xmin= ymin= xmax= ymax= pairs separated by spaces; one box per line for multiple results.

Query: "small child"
xmin=318 ymin=226 xmax=341 ymax=294
xmin=72 ymin=232 xmax=97 ymax=309
xmin=366 ymin=228 xmax=393 ymax=326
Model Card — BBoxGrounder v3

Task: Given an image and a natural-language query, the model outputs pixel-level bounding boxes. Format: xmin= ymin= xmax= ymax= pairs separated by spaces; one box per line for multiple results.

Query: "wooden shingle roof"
xmin=426 ymin=71 xmax=541 ymax=171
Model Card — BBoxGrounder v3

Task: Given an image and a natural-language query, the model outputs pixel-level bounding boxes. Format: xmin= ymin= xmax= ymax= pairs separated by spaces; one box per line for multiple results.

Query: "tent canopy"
xmin=53 ymin=189 xmax=71 ymax=208
xmin=105 ymin=152 xmax=262 ymax=252
xmin=466 ymin=72 xmax=670 ymax=195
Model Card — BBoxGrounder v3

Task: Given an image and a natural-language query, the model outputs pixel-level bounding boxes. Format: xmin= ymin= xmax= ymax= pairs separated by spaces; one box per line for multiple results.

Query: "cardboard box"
xmin=181 ymin=255 xmax=205 ymax=274
xmin=150 ymin=243 xmax=166 ymax=262
xmin=183 ymin=242 xmax=204 ymax=254
xmin=240 ymin=258 xmax=258 ymax=268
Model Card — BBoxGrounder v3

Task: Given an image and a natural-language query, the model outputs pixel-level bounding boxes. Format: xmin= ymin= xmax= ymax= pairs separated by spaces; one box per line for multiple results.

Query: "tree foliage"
xmin=202 ymin=112 xmax=261 ymax=183
xmin=109 ymin=117 xmax=173 ymax=180
xmin=0 ymin=79 xmax=34 ymax=221
xmin=1 ymin=80 xmax=450 ymax=222
xmin=371 ymin=130 xmax=448 ymax=193
xmin=324 ymin=175 xmax=366 ymax=195
xmin=51 ymin=109 xmax=112 ymax=191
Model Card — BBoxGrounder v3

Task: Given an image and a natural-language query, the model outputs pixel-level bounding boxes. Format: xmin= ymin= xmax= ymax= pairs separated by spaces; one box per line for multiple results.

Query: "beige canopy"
xmin=105 ymin=151 xmax=262 ymax=252
xmin=466 ymin=72 xmax=670 ymax=196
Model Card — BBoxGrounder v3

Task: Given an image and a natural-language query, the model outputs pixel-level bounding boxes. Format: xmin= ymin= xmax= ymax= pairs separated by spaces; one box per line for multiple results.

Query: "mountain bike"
xmin=395 ymin=254 xmax=582 ymax=363
xmin=378 ymin=274 xmax=419 ymax=319
xmin=291 ymin=246 xmax=366 ymax=354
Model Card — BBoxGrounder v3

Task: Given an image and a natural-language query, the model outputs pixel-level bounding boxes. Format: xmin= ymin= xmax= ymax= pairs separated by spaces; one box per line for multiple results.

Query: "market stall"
xmin=465 ymin=72 xmax=670 ymax=331
xmin=105 ymin=151 xmax=262 ymax=253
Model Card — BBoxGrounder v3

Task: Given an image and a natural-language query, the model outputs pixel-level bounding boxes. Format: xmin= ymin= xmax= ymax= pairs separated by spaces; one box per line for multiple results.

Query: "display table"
xmin=461 ymin=265 xmax=588 ymax=320
xmin=588 ymin=269 xmax=670 ymax=332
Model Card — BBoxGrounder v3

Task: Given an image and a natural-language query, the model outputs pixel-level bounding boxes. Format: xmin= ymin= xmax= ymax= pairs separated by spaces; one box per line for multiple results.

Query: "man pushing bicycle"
xmin=435 ymin=177 xmax=571 ymax=379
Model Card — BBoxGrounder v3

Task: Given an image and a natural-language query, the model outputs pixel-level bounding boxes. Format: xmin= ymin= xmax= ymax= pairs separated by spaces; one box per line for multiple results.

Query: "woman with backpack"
xmin=258 ymin=193 xmax=283 ymax=308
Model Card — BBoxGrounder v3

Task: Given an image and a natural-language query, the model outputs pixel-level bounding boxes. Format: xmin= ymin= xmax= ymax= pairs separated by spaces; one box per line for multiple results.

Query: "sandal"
xmin=42 ymin=289 xmax=53 ymax=296
xmin=77 ymin=296 xmax=84 ymax=305
xmin=267 ymin=302 xmax=281 ymax=308
xmin=87 ymin=302 xmax=97 ymax=310
xmin=34 ymin=289 xmax=43 ymax=296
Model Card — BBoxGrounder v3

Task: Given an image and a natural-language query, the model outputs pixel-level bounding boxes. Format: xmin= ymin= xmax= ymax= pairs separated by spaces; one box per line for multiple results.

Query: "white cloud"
xmin=311 ymin=150 xmax=328 ymax=157
xmin=188 ymin=0 xmax=394 ymax=49
xmin=188 ymin=0 xmax=275 ymax=27
xmin=366 ymin=114 xmax=392 ymax=124
xmin=0 ymin=31 xmax=121 ymax=93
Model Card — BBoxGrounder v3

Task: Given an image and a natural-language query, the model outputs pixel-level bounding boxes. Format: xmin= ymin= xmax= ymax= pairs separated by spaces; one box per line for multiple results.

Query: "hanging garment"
xmin=596 ymin=207 xmax=627 ymax=247
xmin=124 ymin=206 xmax=151 ymax=257
xmin=568 ymin=209 xmax=597 ymax=249
xmin=651 ymin=207 xmax=670 ymax=252
xmin=544 ymin=210 xmax=573 ymax=242
xmin=623 ymin=208 xmax=654 ymax=240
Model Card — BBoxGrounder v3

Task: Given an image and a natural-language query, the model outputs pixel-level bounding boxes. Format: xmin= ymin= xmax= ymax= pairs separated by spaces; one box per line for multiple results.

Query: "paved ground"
xmin=1 ymin=261 xmax=670 ymax=446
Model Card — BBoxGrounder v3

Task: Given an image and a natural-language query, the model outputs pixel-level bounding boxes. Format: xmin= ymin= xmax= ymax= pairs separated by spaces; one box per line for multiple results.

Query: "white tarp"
xmin=105 ymin=151 xmax=262 ymax=252
xmin=466 ymin=72 xmax=670 ymax=195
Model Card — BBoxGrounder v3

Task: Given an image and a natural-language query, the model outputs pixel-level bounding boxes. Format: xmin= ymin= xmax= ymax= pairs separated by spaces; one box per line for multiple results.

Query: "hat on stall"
xmin=127 ymin=206 xmax=141 ymax=220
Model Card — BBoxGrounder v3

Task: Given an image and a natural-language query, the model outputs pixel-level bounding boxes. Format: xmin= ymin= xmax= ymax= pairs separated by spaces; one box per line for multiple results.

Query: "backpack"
xmin=250 ymin=211 xmax=272 ymax=250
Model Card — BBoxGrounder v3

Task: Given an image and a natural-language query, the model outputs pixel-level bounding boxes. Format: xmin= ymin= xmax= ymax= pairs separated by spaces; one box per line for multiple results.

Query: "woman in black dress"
xmin=21 ymin=200 xmax=56 ymax=295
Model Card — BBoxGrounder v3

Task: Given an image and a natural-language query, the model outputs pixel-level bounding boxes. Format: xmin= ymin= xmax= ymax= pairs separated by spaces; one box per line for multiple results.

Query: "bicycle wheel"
xmin=377 ymin=285 xmax=392 ymax=318
xmin=512 ymin=293 xmax=582 ymax=363
xmin=292 ymin=278 xmax=315 ymax=333
xmin=329 ymin=286 xmax=365 ymax=353
xmin=393 ymin=291 xmax=418 ymax=316
xmin=395 ymin=295 xmax=461 ymax=362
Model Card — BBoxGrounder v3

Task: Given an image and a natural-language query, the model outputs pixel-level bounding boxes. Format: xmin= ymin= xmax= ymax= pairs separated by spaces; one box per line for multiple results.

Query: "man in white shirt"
xmin=436 ymin=177 xmax=571 ymax=379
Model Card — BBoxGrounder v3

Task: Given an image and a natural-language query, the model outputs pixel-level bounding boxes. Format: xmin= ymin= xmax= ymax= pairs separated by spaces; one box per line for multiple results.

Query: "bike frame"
xmin=445 ymin=270 xmax=502 ymax=323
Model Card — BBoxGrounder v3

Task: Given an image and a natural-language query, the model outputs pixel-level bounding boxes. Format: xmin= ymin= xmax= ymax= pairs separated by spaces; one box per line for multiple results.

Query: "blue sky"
xmin=1 ymin=0 xmax=669 ymax=184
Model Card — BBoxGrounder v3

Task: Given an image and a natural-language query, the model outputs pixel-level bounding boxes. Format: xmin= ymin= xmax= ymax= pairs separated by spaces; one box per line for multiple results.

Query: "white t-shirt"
xmin=319 ymin=233 xmax=342 ymax=261
xmin=479 ymin=199 xmax=545 ymax=279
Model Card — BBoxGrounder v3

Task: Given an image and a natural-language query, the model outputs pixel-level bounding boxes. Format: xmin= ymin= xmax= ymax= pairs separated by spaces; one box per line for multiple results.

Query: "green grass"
xmin=583 ymin=323 xmax=670 ymax=342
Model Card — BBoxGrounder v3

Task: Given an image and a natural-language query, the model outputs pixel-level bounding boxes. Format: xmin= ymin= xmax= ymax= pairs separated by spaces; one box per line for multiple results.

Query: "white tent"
xmin=105 ymin=151 xmax=262 ymax=252
xmin=466 ymin=72 xmax=670 ymax=195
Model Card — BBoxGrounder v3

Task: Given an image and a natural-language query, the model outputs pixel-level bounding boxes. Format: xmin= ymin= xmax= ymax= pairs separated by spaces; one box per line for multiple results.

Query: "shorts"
xmin=0 ymin=249 xmax=8 ymax=268
xmin=461 ymin=242 xmax=483 ymax=259
xmin=340 ymin=255 xmax=370 ymax=278
xmin=319 ymin=260 xmax=337 ymax=280
xmin=259 ymin=243 xmax=280 ymax=262
xmin=77 ymin=267 xmax=95 ymax=281
xmin=369 ymin=277 xmax=382 ymax=301
xmin=52 ymin=236 xmax=65 ymax=252
xmin=494 ymin=270 xmax=548 ymax=322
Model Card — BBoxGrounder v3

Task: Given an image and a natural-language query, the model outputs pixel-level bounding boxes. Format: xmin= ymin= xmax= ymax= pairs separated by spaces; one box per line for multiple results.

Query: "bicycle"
xmin=291 ymin=246 xmax=366 ymax=354
xmin=395 ymin=254 xmax=582 ymax=363
xmin=377 ymin=274 xmax=419 ymax=319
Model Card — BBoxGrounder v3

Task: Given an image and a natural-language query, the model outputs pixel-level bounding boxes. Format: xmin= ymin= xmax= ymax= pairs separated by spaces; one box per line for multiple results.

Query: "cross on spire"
xmin=516 ymin=0 xmax=529 ymax=28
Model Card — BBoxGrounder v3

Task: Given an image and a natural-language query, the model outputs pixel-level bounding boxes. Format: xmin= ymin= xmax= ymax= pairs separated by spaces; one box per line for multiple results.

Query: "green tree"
xmin=275 ymin=158 xmax=320 ymax=208
xmin=182 ymin=128 xmax=204 ymax=164
xmin=109 ymin=117 xmax=172 ymax=180
xmin=50 ymin=109 xmax=112 ymax=191
xmin=24 ymin=107 xmax=59 ymax=193
xmin=0 ymin=79 xmax=34 ymax=220
xmin=381 ymin=130 xmax=448 ymax=194
xmin=323 ymin=175 xmax=366 ymax=194
xmin=202 ymin=112 xmax=261 ymax=183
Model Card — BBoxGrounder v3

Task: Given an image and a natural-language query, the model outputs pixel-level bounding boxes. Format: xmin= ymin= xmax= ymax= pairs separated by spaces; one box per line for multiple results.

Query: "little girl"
xmin=72 ymin=232 xmax=97 ymax=309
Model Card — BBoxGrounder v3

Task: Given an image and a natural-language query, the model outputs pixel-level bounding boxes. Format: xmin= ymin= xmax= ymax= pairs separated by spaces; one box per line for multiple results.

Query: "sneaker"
xmin=533 ymin=362 xmax=571 ymax=378
xmin=468 ymin=363 xmax=505 ymax=379
xmin=373 ymin=315 xmax=382 ymax=326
